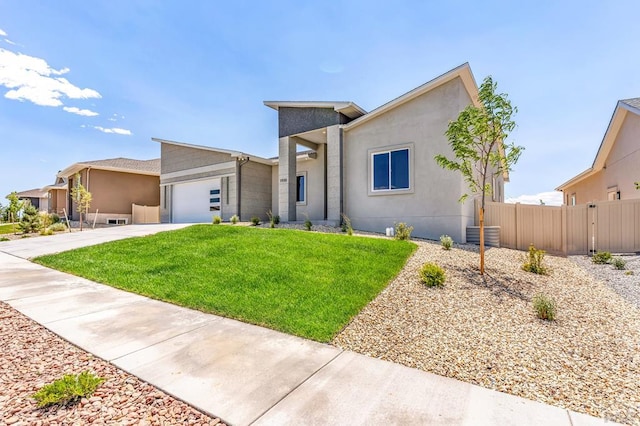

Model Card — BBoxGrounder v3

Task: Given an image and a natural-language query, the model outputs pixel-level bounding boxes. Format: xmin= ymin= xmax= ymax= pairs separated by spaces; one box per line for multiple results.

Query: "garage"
xmin=172 ymin=178 xmax=221 ymax=223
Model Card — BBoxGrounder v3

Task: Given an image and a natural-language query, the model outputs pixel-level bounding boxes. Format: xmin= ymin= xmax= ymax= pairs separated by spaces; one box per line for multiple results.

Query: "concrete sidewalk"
xmin=0 ymin=225 xmax=615 ymax=425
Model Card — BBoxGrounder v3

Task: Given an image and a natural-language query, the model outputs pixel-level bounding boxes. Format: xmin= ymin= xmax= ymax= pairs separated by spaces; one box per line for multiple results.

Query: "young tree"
xmin=5 ymin=191 xmax=25 ymax=234
xmin=70 ymin=174 xmax=92 ymax=231
xmin=435 ymin=76 xmax=523 ymax=275
xmin=18 ymin=203 xmax=43 ymax=233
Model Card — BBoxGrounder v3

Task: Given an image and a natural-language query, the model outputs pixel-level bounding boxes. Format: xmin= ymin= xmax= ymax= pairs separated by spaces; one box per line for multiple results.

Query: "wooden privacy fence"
xmin=132 ymin=204 xmax=160 ymax=224
xmin=479 ymin=198 xmax=640 ymax=256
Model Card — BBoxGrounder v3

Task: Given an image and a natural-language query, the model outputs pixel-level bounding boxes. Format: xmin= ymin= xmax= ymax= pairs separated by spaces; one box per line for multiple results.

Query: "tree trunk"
xmin=479 ymin=207 xmax=485 ymax=275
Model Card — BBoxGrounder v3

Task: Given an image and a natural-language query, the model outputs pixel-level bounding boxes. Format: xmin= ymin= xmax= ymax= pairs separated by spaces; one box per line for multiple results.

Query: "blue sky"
xmin=1 ymin=1 xmax=639 ymax=206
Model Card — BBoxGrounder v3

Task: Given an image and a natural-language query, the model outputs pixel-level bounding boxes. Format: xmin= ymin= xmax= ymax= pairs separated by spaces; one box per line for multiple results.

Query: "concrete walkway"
xmin=0 ymin=225 xmax=615 ymax=425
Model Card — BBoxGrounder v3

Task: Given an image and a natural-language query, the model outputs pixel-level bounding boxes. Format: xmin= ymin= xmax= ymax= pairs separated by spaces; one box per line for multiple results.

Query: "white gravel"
xmin=333 ymin=240 xmax=640 ymax=425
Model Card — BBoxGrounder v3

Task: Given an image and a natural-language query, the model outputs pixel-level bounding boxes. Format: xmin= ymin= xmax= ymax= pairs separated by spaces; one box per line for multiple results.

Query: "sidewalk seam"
xmin=247 ymin=348 xmax=345 ymax=425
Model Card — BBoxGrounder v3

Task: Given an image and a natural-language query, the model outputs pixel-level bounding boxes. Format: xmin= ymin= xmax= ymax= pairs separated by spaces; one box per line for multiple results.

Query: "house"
xmin=557 ymin=98 xmax=640 ymax=205
xmin=47 ymin=157 xmax=161 ymax=224
xmin=13 ymin=188 xmax=49 ymax=212
xmin=155 ymin=63 xmax=500 ymax=242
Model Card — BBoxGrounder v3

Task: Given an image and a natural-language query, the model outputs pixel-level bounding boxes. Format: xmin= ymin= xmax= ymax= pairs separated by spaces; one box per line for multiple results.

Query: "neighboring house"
xmin=47 ymin=158 xmax=161 ymax=224
xmin=557 ymin=98 xmax=640 ymax=205
xmin=155 ymin=63 xmax=502 ymax=241
xmin=13 ymin=188 xmax=49 ymax=212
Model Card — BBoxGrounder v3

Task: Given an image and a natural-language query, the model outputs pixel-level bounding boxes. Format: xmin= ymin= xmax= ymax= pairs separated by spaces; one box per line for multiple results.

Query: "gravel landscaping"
xmin=333 ymin=240 xmax=640 ymax=425
xmin=0 ymin=301 xmax=226 ymax=426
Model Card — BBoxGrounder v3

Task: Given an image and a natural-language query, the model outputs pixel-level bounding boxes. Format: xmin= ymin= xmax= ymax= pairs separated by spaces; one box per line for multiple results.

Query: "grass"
xmin=34 ymin=225 xmax=416 ymax=342
xmin=0 ymin=223 xmax=18 ymax=235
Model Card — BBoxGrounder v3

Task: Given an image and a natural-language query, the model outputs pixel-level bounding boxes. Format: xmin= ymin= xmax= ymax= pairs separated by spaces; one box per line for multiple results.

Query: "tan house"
xmin=46 ymin=158 xmax=161 ymax=224
xmin=13 ymin=188 xmax=49 ymax=212
xmin=557 ymin=98 xmax=640 ymax=205
xmin=155 ymin=63 xmax=502 ymax=242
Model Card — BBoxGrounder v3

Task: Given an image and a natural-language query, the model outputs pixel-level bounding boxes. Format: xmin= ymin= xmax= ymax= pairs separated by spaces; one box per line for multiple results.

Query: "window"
xmin=570 ymin=194 xmax=576 ymax=206
xmin=372 ymin=148 xmax=409 ymax=191
xmin=296 ymin=174 xmax=306 ymax=204
xmin=209 ymin=186 xmax=221 ymax=212
xmin=607 ymin=187 xmax=620 ymax=201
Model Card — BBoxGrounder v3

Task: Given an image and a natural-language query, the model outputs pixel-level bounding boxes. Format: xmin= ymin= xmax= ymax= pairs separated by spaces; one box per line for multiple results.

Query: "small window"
xmin=210 ymin=189 xmax=220 ymax=195
xmin=210 ymin=197 xmax=220 ymax=203
xmin=372 ymin=148 xmax=409 ymax=191
xmin=570 ymin=194 xmax=576 ymax=206
xmin=296 ymin=174 xmax=306 ymax=203
xmin=209 ymin=206 xmax=220 ymax=211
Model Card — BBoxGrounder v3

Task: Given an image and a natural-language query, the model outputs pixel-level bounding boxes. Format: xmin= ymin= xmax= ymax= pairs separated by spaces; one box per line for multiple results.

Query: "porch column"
xmin=326 ymin=125 xmax=341 ymax=222
xmin=278 ymin=136 xmax=296 ymax=222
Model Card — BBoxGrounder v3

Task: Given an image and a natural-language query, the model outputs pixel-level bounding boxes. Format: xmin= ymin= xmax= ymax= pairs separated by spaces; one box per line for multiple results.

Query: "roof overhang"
xmin=556 ymin=100 xmax=638 ymax=191
xmin=343 ymin=63 xmax=479 ymax=131
xmin=263 ymin=101 xmax=366 ymax=119
xmin=152 ymin=137 xmax=274 ymax=166
xmin=57 ymin=163 xmax=159 ymax=178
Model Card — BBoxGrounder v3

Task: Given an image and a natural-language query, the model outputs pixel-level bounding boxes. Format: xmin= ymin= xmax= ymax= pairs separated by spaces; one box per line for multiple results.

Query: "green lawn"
xmin=34 ymin=225 xmax=416 ymax=341
xmin=0 ymin=223 xmax=18 ymax=235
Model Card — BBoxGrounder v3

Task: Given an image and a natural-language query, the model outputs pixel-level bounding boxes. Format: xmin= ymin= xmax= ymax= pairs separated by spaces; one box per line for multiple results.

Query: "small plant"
xmin=230 ymin=214 xmax=239 ymax=224
xmin=50 ymin=213 xmax=61 ymax=224
xmin=212 ymin=215 xmax=222 ymax=225
xmin=304 ymin=219 xmax=313 ymax=231
xmin=0 ymin=237 xmax=9 ymax=242
xmin=394 ymin=222 xmax=413 ymax=241
xmin=40 ymin=228 xmax=54 ymax=236
xmin=532 ymin=293 xmax=557 ymax=321
xmin=32 ymin=371 xmax=104 ymax=408
xmin=440 ymin=234 xmax=453 ymax=250
xmin=18 ymin=204 xmax=43 ymax=233
xmin=250 ymin=216 xmax=260 ymax=226
xmin=625 ymin=270 xmax=634 ymax=276
xmin=420 ymin=262 xmax=446 ymax=287
xmin=341 ymin=213 xmax=353 ymax=236
xmin=592 ymin=251 xmax=612 ymax=264
xmin=522 ymin=244 xmax=548 ymax=275
xmin=266 ymin=210 xmax=279 ymax=228
xmin=611 ymin=257 xmax=626 ymax=270
xmin=49 ymin=222 xmax=67 ymax=232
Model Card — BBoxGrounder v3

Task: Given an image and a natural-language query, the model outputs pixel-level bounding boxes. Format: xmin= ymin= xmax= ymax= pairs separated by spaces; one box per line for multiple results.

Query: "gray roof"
xmin=14 ymin=188 xmax=48 ymax=198
xmin=80 ymin=157 xmax=160 ymax=174
xmin=621 ymin=98 xmax=640 ymax=110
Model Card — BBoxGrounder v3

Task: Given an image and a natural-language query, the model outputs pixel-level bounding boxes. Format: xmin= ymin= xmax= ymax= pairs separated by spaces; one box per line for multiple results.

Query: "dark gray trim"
xmin=278 ymin=107 xmax=356 ymax=138
xmin=323 ymin=145 xmax=328 ymax=220
xmin=237 ymin=157 xmax=249 ymax=220
xmin=339 ymin=127 xmax=344 ymax=216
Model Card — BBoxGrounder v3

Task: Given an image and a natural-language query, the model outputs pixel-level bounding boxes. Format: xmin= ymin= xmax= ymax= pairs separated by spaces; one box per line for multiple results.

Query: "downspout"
xmin=236 ymin=156 xmax=249 ymax=220
xmin=339 ymin=127 xmax=344 ymax=217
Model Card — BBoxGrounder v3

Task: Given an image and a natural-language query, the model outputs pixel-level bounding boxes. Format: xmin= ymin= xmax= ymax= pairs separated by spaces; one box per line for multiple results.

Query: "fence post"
xmin=515 ymin=202 xmax=521 ymax=250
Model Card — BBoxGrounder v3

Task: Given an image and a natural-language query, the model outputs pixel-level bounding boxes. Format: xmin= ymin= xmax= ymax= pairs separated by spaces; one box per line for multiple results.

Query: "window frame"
xmin=368 ymin=143 xmax=414 ymax=196
xmin=296 ymin=172 xmax=307 ymax=205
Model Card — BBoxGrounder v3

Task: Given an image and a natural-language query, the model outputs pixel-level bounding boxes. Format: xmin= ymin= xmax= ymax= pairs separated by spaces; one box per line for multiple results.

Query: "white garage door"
xmin=172 ymin=178 xmax=221 ymax=223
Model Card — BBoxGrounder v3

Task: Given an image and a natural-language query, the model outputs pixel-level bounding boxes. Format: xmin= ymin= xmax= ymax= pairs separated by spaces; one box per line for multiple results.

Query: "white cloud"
xmin=63 ymin=106 xmax=99 ymax=116
xmin=92 ymin=126 xmax=132 ymax=136
xmin=506 ymin=191 xmax=563 ymax=206
xmin=0 ymin=29 xmax=6 ymax=37
xmin=0 ymin=47 xmax=101 ymax=107
xmin=4 ymin=39 xmax=16 ymax=46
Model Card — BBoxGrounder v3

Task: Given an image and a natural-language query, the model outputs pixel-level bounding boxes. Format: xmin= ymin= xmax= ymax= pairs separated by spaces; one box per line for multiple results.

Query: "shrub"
xmin=532 ymin=293 xmax=557 ymax=321
xmin=212 ymin=216 xmax=222 ymax=225
xmin=49 ymin=222 xmax=67 ymax=232
xmin=394 ymin=222 xmax=413 ymax=241
xmin=341 ymin=213 xmax=353 ymax=236
xmin=625 ymin=270 xmax=634 ymax=276
xmin=0 ymin=237 xmax=9 ymax=242
xmin=40 ymin=228 xmax=54 ymax=236
xmin=266 ymin=210 xmax=279 ymax=228
xmin=50 ymin=213 xmax=61 ymax=224
xmin=420 ymin=263 xmax=446 ymax=287
xmin=250 ymin=216 xmax=260 ymax=226
xmin=304 ymin=219 xmax=313 ymax=231
xmin=18 ymin=204 xmax=42 ymax=233
xmin=592 ymin=251 xmax=612 ymax=264
xmin=230 ymin=215 xmax=239 ymax=224
xmin=522 ymin=244 xmax=548 ymax=275
xmin=440 ymin=234 xmax=453 ymax=250
xmin=611 ymin=257 xmax=626 ymax=270
xmin=32 ymin=371 xmax=104 ymax=408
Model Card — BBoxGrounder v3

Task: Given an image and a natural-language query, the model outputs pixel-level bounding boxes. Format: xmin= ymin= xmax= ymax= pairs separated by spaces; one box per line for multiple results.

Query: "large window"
xmin=296 ymin=174 xmax=306 ymax=204
xmin=372 ymin=148 xmax=410 ymax=191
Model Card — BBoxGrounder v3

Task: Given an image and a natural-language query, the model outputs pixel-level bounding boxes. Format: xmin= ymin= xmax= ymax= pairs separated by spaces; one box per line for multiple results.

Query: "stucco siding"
xmin=343 ymin=77 xmax=472 ymax=241
xmin=295 ymin=145 xmax=326 ymax=220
